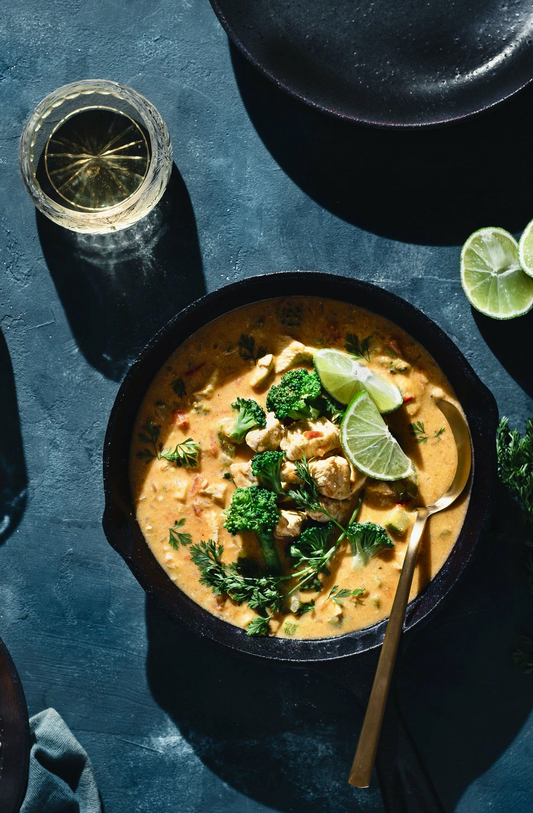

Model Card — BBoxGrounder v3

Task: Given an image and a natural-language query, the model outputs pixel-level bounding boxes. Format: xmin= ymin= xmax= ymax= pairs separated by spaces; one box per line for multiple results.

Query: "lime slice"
xmin=314 ymin=348 xmax=402 ymax=414
xmin=341 ymin=391 xmax=413 ymax=481
xmin=460 ymin=227 xmax=533 ymax=319
xmin=518 ymin=218 xmax=533 ymax=279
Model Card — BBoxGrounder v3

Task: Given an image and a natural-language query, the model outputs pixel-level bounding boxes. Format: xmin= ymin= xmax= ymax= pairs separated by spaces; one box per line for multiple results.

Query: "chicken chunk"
xmin=307 ymin=497 xmax=355 ymax=524
xmin=281 ymin=460 xmax=301 ymax=486
xmin=249 ymin=354 xmax=274 ymax=389
xmin=309 ymin=456 xmax=354 ymax=500
xmin=274 ymin=510 xmax=305 ymax=538
xmin=275 ymin=338 xmax=316 ymax=374
xmin=246 ymin=411 xmax=285 ymax=452
xmin=280 ymin=417 xmax=340 ymax=461
xmin=199 ymin=481 xmax=228 ymax=505
xmin=229 ymin=461 xmax=258 ymax=489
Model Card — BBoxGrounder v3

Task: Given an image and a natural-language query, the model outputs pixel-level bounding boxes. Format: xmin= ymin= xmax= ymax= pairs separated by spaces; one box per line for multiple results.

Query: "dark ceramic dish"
xmin=208 ymin=0 xmax=533 ymax=127
xmin=103 ymin=272 xmax=498 ymax=812
xmin=0 ymin=636 xmax=29 ymax=813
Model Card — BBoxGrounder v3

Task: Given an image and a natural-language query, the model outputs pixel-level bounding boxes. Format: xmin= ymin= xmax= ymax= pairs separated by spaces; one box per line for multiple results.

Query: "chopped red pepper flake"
xmin=184 ymin=362 xmax=206 ymax=377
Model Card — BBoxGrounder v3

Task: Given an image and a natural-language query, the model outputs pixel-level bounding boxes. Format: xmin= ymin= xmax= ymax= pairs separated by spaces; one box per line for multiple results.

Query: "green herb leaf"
xmin=160 ymin=438 xmax=200 ymax=468
xmin=137 ymin=421 xmax=160 ymax=461
xmin=168 ymin=518 xmax=192 ymax=549
xmin=288 ymin=457 xmax=321 ymax=513
xmin=345 ymin=333 xmax=371 ymax=362
xmin=247 ymin=615 xmax=272 ymax=636
xmin=409 ymin=421 xmax=445 ymax=444
xmin=171 ymin=377 xmax=186 ymax=397
xmin=295 ymin=600 xmax=315 ymax=616
xmin=327 ymin=584 xmax=365 ymax=606
xmin=238 ymin=334 xmax=266 ymax=365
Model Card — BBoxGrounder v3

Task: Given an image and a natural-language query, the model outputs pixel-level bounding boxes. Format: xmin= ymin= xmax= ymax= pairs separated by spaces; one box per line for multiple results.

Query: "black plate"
xmin=103 ymin=272 xmax=498 ymax=663
xmin=208 ymin=0 xmax=533 ymax=126
xmin=0 ymin=637 xmax=29 ymax=813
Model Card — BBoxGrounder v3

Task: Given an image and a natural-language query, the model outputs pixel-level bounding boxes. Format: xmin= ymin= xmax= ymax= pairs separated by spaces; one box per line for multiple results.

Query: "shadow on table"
xmin=472 ymin=308 xmax=533 ymax=399
xmin=230 ymin=45 xmax=533 ymax=247
xmin=145 ymin=600 xmax=384 ymax=813
xmin=146 ymin=487 xmax=533 ymax=812
xmin=0 ymin=331 xmax=27 ymax=546
xmin=399 ymin=485 xmax=533 ymax=811
xmin=37 ymin=166 xmax=206 ymax=381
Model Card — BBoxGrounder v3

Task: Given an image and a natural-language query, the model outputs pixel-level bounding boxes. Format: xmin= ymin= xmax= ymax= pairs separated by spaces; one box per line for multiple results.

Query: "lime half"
xmin=341 ymin=391 xmax=413 ymax=481
xmin=314 ymin=348 xmax=402 ymax=414
xmin=518 ymin=218 xmax=533 ymax=279
xmin=460 ymin=227 xmax=533 ymax=319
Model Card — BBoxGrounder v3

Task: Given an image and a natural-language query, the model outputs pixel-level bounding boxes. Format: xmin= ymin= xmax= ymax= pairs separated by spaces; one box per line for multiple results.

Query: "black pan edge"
xmin=208 ymin=0 xmax=533 ymax=129
xmin=0 ymin=636 xmax=29 ymax=813
xmin=103 ymin=271 xmax=498 ymax=663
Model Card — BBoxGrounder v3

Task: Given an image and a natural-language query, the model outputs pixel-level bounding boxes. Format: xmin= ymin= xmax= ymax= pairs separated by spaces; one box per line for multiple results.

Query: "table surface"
xmin=2 ymin=2 xmax=533 ymax=812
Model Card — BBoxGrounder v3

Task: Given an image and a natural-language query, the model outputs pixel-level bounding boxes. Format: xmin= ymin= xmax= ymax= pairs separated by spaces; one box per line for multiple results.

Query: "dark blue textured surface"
xmin=1 ymin=2 xmax=533 ymax=811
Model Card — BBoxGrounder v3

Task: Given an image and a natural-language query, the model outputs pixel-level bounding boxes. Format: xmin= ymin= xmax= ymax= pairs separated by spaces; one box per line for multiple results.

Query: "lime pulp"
xmin=518 ymin=218 xmax=533 ymax=279
xmin=314 ymin=348 xmax=402 ymax=414
xmin=460 ymin=227 xmax=533 ymax=319
xmin=340 ymin=390 xmax=413 ymax=481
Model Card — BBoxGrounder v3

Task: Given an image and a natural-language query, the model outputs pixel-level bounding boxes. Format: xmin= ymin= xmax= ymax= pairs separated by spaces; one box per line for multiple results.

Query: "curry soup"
xmin=130 ymin=297 xmax=468 ymax=639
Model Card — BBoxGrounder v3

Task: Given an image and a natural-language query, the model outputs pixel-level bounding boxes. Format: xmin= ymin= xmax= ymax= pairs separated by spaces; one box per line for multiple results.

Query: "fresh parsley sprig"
xmin=327 ymin=585 xmax=365 ymax=606
xmin=137 ymin=422 xmax=199 ymax=467
xmin=168 ymin=518 xmax=192 ymax=549
xmin=345 ymin=333 xmax=371 ymax=362
xmin=159 ymin=438 xmax=200 ymax=468
xmin=238 ymin=334 xmax=266 ymax=365
xmin=190 ymin=540 xmax=283 ymax=636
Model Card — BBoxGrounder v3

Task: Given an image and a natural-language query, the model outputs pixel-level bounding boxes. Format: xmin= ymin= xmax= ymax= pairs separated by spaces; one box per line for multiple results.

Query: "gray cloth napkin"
xmin=21 ymin=708 xmax=102 ymax=813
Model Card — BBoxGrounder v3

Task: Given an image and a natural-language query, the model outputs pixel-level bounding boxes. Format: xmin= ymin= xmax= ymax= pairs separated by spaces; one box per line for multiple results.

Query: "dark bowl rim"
xmin=0 ymin=635 xmax=29 ymax=813
xmin=207 ymin=0 xmax=533 ymax=129
xmin=103 ymin=271 xmax=498 ymax=663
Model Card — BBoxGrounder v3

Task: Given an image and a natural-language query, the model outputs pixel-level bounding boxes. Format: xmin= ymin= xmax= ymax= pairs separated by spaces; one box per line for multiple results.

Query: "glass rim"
xmin=19 ymin=79 xmax=172 ymax=231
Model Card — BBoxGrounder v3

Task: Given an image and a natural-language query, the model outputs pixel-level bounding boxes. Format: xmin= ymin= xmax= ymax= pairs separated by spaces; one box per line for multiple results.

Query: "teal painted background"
xmin=1 ymin=1 xmax=533 ymax=810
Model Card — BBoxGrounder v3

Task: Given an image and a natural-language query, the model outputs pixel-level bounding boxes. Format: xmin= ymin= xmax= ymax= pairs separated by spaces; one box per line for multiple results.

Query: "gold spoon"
xmin=348 ymin=399 xmax=472 ymax=788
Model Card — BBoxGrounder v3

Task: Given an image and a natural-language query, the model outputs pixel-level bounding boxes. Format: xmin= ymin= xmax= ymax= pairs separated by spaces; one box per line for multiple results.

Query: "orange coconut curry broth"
xmin=129 ymin=297 xmax=468 ymax=639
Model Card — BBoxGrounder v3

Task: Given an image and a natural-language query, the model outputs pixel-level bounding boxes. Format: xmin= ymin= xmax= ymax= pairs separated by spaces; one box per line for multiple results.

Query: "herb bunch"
xmin=496 ymin=417 xmax=533 ymax=673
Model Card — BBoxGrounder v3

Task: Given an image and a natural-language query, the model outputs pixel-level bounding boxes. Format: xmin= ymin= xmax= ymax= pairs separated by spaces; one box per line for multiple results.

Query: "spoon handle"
xmin=348 ymin=509 xmax=429 ymax=787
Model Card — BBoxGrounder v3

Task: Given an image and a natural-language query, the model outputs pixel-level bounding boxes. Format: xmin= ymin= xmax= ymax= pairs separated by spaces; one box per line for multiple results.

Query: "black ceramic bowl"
xmin=208 ymin=0 xmax=533 ymax=127
xmin=103 ymin=271 xmax=498 ymax=813
xmin=103 ymin=271 xmax=497 ymax=662
xmin=0 ymin=637 xmax=29 ymax=813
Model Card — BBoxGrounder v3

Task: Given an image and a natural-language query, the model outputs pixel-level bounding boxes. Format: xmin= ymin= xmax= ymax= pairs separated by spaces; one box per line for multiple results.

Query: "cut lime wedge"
xmin=518 ymin=218 xmax=533 ymax=279
xmin=341 ymin=391 xmax=413 ymax=481
xmin=460 ymin=227 xmax=533 ymax=319
xmin=314 ymin=348 xmax=402 ymax=414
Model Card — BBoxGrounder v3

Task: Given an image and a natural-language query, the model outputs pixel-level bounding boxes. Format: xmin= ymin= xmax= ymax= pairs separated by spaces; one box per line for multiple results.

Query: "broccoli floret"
xmin=266 ymin=369 xmax=322 ymax=421
xmin=251 ymin=450 xmax=286 ymax=495
xmin=224 ymin=486 xmax=281 ymax=573
xmin=347 ymin=522 xmax=394 ymax=569
xmin=228 ymin=398 xmax=266 ymax=443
